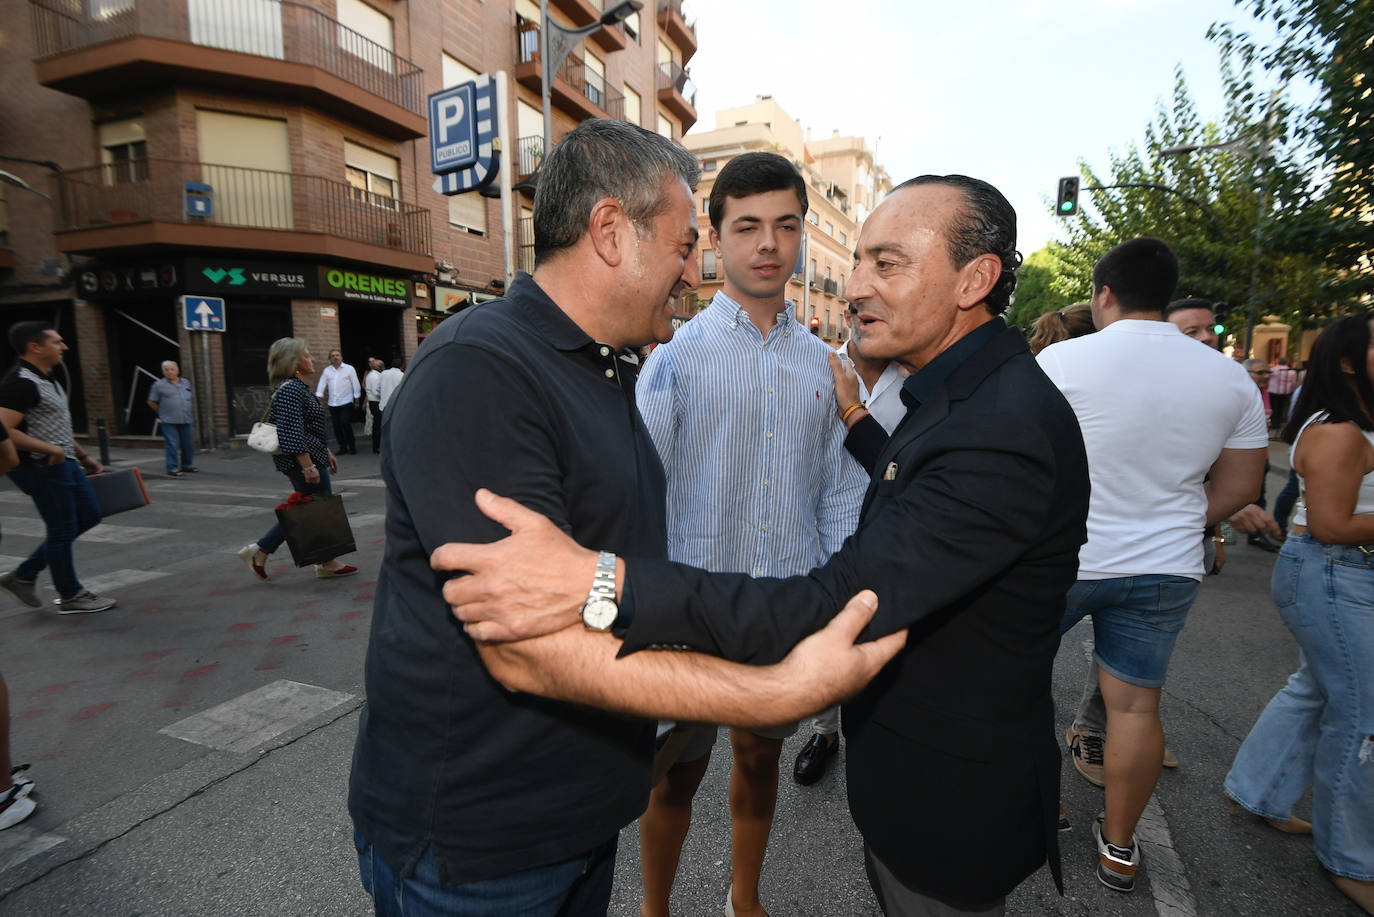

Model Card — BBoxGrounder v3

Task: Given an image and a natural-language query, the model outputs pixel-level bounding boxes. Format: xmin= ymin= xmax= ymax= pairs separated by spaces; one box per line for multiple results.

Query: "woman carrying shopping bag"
xmin=237 ymin=338 xmax=357 ymax=581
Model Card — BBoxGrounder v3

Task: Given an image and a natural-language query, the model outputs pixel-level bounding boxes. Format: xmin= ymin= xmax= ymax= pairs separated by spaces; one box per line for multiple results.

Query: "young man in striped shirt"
xmin=634 ymin=152 xmax=867 ymax=917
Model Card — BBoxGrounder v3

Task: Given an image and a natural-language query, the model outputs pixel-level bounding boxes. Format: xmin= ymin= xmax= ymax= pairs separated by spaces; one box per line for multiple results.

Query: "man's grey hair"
xmin=1242 ymin=358 xmax=1269 ymax=371
xmin=161 ymin=360 xmax=178 ymax=373
xmin=267 ymin=338 xmax=309 ymax=387
xmin=533 ymin=119 xmax=700 ymax=267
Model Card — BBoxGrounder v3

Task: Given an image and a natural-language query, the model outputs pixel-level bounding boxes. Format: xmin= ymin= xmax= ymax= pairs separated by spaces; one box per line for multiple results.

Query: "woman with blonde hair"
xmin=237 ymin=338 xmax=356 ymax=580
xmin=1028 ymin=303 xmax=1094 ymax=355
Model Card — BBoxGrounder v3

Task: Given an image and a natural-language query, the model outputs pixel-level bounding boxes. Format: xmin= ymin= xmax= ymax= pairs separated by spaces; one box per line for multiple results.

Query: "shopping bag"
xmin=274 ymin=493 xmax=357 ymax=567
xmin=88 ymin=467 xmax=151 ymax=516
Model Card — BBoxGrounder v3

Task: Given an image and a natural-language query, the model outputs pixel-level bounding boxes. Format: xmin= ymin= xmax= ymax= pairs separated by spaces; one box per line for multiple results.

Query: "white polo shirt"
xmin=837 ymin=340 xmax=907 ymax=434
xmin=1037 ymin=319 xmax=1268 ymax=580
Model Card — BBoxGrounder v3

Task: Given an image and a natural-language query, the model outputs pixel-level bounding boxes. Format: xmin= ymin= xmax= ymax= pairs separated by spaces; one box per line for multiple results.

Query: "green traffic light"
xmin=1213 ymin=324 xmax=1225 ymax=335
xmin=1060 ymin=201 xmax=1074 ymax=212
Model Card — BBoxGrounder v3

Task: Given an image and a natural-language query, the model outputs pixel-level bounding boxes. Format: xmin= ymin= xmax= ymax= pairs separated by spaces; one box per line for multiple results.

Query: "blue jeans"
xmin=257 ymin=464 xmax=332 ymax=555
xmin=1223 ymin=534 xmax=1374 ymax=880
xmin=7 ymin=459 xmax=102 ymax=599
xmin=1059 ymin=574 xmax=1201 ymax=689
xmin=161 ymin=422 xmax=195 ymax=473
xmin=354 ymin=828 xmax=617 ymax=917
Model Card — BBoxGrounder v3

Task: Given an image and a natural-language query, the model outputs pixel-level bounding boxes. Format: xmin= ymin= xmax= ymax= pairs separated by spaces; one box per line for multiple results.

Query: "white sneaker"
xmin=0 ymin=787 xmax=36 ymax=830
xmin=10 ymin=766 xmax=34 ymax=798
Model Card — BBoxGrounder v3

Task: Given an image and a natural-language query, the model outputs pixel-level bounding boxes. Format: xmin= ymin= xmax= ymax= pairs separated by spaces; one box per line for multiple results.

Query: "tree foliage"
xmin=1045 ymin=64 xmax=1340 ymax=343
xmin=1006 ymin=248 xmax=1074 ymax=330
xmin=1210 ymin=0 xmax=1373 ymax=304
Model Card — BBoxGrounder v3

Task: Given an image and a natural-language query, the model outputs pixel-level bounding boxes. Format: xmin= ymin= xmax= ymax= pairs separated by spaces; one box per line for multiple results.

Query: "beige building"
xmin=682 ymin=95 xmax=890 ymax=344
xmin=0 ymin=0 xmax=698 ymax=443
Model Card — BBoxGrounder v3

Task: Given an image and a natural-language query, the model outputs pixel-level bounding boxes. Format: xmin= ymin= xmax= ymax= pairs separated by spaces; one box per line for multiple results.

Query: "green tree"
xmin=1048 ymin=66 xmax=1333 ymax=347
xmin=1210 ymin=0 xmax=1373 ymax=304
xmin=1007 ymin=248 xmax=1073 ymax=331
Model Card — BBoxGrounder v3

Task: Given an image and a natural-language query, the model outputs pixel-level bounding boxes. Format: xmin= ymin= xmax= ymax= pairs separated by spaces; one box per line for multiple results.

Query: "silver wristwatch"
xmin=580 ymin=550 xmax=619 ymax=631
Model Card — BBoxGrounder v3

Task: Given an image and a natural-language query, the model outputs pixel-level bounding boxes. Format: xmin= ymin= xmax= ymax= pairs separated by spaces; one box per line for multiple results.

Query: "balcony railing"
xmin=54 ymin=158 xmax=430 ymax=256
xmin=516 ymin=22 xmax=624 ymax=120
xmin=824 ymin=277 xmax=838 ymax=296
xmin=516 ymin=135 xmax=545 ymax=179
xmin=29 ymin=0 xmax=424 ymax=115
xmin=657 ymin=59 xmax=696 ymax=108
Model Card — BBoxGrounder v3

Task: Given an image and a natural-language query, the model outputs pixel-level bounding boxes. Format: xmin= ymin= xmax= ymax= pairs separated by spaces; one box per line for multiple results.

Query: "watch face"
xmin=582 ymin=597 xmax=618 ymax=631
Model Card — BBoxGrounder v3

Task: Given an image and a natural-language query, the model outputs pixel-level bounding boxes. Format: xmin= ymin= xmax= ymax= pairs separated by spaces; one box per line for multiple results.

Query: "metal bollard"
xmin=96 ymin=418 xmax=111 ymax=466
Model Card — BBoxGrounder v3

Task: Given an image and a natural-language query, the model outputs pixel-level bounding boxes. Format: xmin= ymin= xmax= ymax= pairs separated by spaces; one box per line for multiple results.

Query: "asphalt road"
xmin=0 ymin=442 xmax=1360 ymax=916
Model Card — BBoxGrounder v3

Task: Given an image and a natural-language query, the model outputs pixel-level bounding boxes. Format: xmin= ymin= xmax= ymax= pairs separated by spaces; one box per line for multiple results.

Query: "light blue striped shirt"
xmin=637 ymin=291 xmax=867 ymax=578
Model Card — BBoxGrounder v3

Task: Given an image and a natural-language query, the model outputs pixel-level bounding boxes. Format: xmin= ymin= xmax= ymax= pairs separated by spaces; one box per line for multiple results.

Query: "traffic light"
xmin=809 ymin=317 xmax=821 ymax=335
xmin=1056 ymin=177 xmax=1079 ymax=217
xmin=1213 ymin=322 xmax=1226 ymax=336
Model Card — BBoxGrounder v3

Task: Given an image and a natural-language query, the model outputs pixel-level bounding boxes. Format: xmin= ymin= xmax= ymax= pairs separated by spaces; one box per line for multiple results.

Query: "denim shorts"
xmin=1059 ymin=574 xmax=1201 ymax=689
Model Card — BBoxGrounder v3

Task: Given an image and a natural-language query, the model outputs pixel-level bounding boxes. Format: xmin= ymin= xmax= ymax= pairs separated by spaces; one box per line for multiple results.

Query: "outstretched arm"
xmin=474 ymin=590 xmax=906 ymax=728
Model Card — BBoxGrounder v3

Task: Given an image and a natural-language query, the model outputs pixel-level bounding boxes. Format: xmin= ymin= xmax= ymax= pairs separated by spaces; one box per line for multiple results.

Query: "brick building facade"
xmin=0 ymin=0 xmax=698 ymax=443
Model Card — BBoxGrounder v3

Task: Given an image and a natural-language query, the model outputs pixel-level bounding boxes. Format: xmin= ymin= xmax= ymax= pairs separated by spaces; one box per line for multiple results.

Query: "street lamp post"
xmin=1159 ymin=91 xmax=1280 ymax=357
xmin=540 ymin=0 xmax=643 ymax=162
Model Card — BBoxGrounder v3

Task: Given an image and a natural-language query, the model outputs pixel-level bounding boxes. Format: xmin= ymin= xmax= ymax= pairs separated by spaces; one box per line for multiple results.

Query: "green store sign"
xmin=317 ymin=266 xmax=411 ymax=307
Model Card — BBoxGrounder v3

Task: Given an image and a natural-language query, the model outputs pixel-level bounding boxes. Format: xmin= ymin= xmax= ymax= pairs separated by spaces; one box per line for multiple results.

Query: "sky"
xmin=680 ymin=0 xmax=1286 ymax=255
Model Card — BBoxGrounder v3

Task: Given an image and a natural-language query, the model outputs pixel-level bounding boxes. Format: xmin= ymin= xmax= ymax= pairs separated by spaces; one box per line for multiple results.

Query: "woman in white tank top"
xmin=1223 ymin=313 xmax=1374 ymax=914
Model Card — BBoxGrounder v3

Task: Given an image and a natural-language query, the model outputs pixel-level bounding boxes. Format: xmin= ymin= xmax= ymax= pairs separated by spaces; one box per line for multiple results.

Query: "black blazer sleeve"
xmin=619 ymin=408 xmax=1059 ymax=665
xmin=844 ymin=413 xmax=889 ymax=474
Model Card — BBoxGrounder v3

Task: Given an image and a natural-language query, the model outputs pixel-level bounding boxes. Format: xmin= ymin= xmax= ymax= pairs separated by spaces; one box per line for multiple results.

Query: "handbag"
xmin=247 ymin=386 xmax=282 ymax=454
xmin=274 ymin=493 xmax=357 ymax=567
xmin=87 ymin=466 xmax=151 ymax=516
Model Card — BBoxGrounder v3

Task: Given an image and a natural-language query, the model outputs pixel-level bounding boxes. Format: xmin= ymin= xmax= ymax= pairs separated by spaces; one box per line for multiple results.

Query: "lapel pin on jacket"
xmin=883 ymin=462 xmax=898 ymax=481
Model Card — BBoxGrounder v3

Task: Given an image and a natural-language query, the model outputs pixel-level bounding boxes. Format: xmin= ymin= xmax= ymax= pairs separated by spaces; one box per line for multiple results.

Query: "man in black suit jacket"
xmin=435 ymin=176 xmax=1090 ymax=915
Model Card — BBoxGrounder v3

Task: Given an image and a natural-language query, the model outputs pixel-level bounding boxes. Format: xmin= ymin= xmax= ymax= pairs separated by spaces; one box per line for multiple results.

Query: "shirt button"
xmin=599 ymin=346 xmax=611 ymax=357
xmin=753 ymin=570 xmax=763 ymax=577
xmin=761 ymin=524 xmax=768 ymax=532
xmin=767 ymin=386 xmax=774 ymax=393
xmin=763 ymin=480 xmax=770 ymax=487
xmin=604 ymin=368 xmax=614 ymax=378
xmin=765 ymin=431 xmax=773 ymax=438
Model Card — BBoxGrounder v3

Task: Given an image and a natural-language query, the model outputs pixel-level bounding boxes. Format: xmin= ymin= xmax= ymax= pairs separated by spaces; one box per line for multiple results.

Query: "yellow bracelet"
xmin=840 ymin=402 xmax=866 ymax=424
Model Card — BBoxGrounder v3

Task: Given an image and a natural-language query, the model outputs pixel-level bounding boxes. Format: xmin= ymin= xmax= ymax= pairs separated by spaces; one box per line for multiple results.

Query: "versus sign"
xmin=317 ymin=267 xmax=411 ymax=307
xmin=186 ymin=258 xmax=315 ymax=296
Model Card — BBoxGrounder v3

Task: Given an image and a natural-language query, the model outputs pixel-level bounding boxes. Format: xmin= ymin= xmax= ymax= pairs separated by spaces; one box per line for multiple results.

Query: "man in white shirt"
xmin=792 ymin=310 xmax=908 ymax=787
xmin=316 ymin=349 xmax=361 ymax=455
xmin=1036 ymin=237 xmax=1268 ymax=895
xmin=363 ymin=357 xmax=383 ymax=454
xmin=378 ymin=359 xmax=405 ymax=413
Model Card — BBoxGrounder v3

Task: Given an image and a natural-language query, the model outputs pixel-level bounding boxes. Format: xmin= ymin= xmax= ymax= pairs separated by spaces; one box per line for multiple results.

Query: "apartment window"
xmin=825 ymin=221 xmax=833 ymax=236
xmin=657 ymin=113 xmax=673 ymax=140
xmin=345 ymin=140 xmax=400 ymax=208
xmin=808 ymin=259 xmax=817 ymax=283
xmin=442 ymin=53 xmax=478 ymax=89
xmin=838 ymin=275 xmax=845 ymax=299
xmin=702 ymin=197 xmax=709 ymax=213
xmin=338 ymin=0 xmax=394 ymax=73
xmin=196 ymin=110 xmax=291 ymax=229
xmin=838 ymin=230 xmax=847 ymax=245
xmin=807 ymin=210 xmax=819 ymax=225
xmin=99 ymin=118 xmax=147 ymax=184
xmin=657 ymin=38 xmax=673 ymax=65
xmin=702 ymin=159 xmax=718 ymax=171
xmin=584 ymin=52 xmax=606 ymax=110
xmin=624 ymin=85 xmax=641 ymax=126
xmin=449 ymin=194 xmax=487 ymax=235
xmin=623 ymin=9 xmax=640 ymax=41
xmin=825 ymin=266 xmax=832 ymax=281
xmin=702 ymin=249 xmax=717 ymax=281
xmin=90 ymin=0 xmax=134 ymax=18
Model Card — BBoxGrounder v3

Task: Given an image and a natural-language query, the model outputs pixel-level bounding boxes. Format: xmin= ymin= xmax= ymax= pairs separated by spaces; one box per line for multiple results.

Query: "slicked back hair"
xmin=1092 ymin=237 xmax=1178 ymax=314
xmin=1164 ymin=298 xmax=1215 ymax=322
xmin=708 ymin=152 xmax=808 ymax=232
xmin=893 ymin=175 xmax=1022 ymax=315
xmin=533 ymin=119 xmax=700 ymax=267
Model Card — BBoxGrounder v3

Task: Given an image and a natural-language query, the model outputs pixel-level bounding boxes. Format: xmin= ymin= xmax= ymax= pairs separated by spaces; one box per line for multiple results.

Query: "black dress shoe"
xmin=793 ymin=733 xmax=839 ymax=786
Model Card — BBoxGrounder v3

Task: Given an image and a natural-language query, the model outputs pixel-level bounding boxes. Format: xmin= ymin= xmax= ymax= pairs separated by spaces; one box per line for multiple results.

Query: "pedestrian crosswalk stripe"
xmin=81 ymin=569 xmax=172 ymax=594
xmin=0 ymin=826 xmax=68 ymax=872
xmin=2 ymin=519 xmax=172 ymax=544
xmin=159 ymin=680 xmax=355 ymax=754
xmin=347 ymin=513 xmax=386 ymax=528
xmin=334 ymin=478 xmax=387 ymax=487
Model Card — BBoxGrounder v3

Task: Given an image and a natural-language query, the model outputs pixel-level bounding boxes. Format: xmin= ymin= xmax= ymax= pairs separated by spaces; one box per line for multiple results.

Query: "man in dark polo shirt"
xmin=435 ymin=176 xmax=1091 ymax=916
xmin=347 ymin=119 xmax=902 ymax=917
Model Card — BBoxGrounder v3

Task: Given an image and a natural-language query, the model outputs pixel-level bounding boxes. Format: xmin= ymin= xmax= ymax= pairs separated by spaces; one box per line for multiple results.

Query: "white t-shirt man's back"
xmin=1037 ymin=320 xmax=1268 ymax=581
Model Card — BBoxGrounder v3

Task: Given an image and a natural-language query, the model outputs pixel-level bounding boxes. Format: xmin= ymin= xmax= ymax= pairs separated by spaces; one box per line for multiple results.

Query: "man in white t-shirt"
xmin=363 ymin=357 xmax=383 ymax=454
xmin=1036 ymin=237 xmax=1268 ymax=895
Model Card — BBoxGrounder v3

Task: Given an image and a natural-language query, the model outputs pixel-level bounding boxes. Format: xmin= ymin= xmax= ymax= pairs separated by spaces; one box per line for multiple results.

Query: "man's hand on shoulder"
xmin=432 ymin=489 xmax=596 ymax=642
